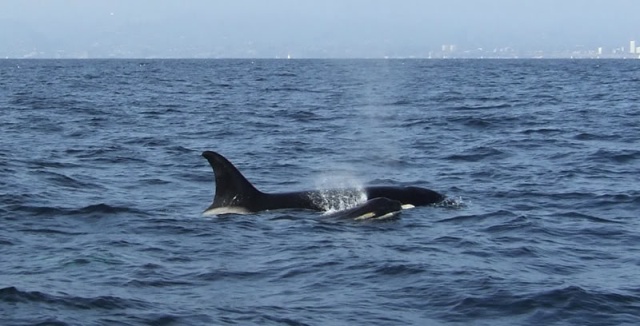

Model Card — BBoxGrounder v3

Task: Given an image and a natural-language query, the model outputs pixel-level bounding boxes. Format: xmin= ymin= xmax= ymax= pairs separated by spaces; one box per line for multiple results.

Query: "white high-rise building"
xmin=631 ymin=41 xmax=636 ymax=54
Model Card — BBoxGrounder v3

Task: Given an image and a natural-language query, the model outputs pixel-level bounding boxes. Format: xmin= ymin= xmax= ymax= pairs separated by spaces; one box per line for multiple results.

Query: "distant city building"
xmin=441 ymin=44 xmax=456 ymax=52
xmin=631 ymin=41 xmax=636 ymax=54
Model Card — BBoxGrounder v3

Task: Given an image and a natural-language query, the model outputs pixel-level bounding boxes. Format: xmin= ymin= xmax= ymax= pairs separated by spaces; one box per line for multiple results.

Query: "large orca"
xmin=202 ymin=151 xmax=444 ymax=216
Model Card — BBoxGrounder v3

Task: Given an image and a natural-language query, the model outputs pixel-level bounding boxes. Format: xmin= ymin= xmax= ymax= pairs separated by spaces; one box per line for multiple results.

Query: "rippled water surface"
xmin=1 ymin=59 xmax=640 ymax=325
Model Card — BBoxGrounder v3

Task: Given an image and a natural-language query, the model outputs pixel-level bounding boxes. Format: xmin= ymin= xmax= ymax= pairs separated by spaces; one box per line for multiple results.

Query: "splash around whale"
xmin=202 ymin=151 xmax=445 ymax=219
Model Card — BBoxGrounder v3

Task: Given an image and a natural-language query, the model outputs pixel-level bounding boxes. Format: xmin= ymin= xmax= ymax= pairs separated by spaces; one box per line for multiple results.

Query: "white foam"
xmin=435 ymin=196 xmax=466 ymax=208
xmin=313 ymin=187 xmax=368 ymax=213
xmin=312 ymin=171 xmax=367 ymax=212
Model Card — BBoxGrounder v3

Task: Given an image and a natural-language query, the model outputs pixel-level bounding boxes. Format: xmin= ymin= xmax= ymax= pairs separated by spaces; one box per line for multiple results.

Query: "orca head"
xmin=404 ymin=186 xmax=446 ymax=205
xmin=365 ymin=186 xmax=445 ymax=206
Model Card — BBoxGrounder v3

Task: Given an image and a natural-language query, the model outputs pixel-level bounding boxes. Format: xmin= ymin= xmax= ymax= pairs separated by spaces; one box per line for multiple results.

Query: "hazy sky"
xmin=1 ymin=0 xmax=638 ymax=58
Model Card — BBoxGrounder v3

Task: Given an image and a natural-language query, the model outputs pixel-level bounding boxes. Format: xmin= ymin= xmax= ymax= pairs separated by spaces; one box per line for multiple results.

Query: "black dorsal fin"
xmin=202 ymin=151 xmax=262 ymax=212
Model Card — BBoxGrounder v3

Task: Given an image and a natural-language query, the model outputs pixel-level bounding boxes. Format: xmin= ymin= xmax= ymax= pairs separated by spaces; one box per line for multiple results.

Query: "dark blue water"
xmin=1 ymin=59 xmax=640 ymax=325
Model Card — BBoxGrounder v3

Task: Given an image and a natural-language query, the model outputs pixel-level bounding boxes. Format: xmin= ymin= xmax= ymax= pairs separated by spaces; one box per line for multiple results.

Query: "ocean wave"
xmin=446 ymin=103 xmax=513 ymax=110
xmin=194 ymin=270 xmax=267 ymax=282
xmin=0 ymin=236 xmax=17 ymax=246
xmin=483 ymin=215 xmax=534 ymax=233
xmin=0 ymin=286 xmax=149 ymax=310
xmin=125 ymin=278 xmax=195 ymax=288
xmin=573 ymin=132 xmax=622 ymax=141
xmin=450 ymin=285 xmax=640 ymax=324
xmin=589 ymin=149 xmax=640 ymax=164
xmin=17 ymin=227 xmax=86 ymax=236
xmin=372 ymin=263 xmax=426 ymax=277
xmin=11 ymin=203 xmax=146 ymax=218
xmin=438 ymin=209 xmax=519 ymax=223
xmin=557 ymin=211 xmax=625 ymax=224
xmin=445 ymin=146 xmax=510 ymax=162
xmin=36 ymin=170 xmax=103 ymax=190
xmin=519 ymin=127 xmax=564 ymax=135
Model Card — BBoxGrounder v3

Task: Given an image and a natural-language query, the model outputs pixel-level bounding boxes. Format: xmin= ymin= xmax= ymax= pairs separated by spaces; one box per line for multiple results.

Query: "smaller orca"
xmin=325 ymin=197 xmax=403 ymax=220
xmin=202 ymin=151 xmax=445 ymax=217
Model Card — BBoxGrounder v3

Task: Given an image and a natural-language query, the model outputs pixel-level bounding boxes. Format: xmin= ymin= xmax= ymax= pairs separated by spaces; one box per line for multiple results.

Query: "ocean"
xmin=1 ymin=59 xmax=639 ymax=325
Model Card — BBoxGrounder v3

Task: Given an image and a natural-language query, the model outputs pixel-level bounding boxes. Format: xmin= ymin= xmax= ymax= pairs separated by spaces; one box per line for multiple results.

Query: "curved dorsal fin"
xmin=202 ymin=151 xmax=262 ymax=212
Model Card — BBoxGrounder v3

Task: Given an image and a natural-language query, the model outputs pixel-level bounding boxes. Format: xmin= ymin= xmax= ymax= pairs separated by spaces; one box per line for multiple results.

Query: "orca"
xmin=325 ymin=197 xmax=403 ymax=220
xmin=202 ymin=150 xmax=444 ymax=217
